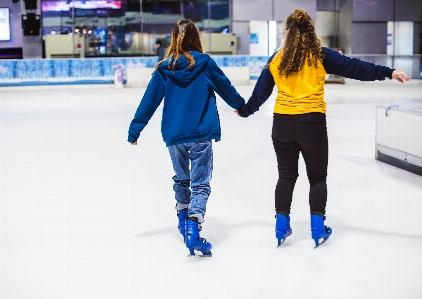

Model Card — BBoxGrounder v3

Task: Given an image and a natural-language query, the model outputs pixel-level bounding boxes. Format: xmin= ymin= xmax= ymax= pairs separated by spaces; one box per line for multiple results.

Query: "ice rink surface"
xmin=1 ymin=79 xmax=422 ymax=299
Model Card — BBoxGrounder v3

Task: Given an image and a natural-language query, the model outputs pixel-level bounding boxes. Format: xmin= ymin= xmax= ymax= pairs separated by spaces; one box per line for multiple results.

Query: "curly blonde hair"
xmin=155 ymin=19 xmax=203 ymax=72
xmin=279 ymin=8 xmax=324 ymax=77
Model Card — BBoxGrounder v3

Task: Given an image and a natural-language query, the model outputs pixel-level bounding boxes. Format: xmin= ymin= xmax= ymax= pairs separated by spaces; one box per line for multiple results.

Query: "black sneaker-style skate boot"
xmin=185 ymin=217 xmax=212 ymax=257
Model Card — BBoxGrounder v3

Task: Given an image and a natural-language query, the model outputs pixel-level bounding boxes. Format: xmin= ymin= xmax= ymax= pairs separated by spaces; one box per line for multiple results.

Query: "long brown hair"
xmin=155 ymin=19 xmax=204 ymax=72
xmin=278 ymin=8 xmax=323 ymax=77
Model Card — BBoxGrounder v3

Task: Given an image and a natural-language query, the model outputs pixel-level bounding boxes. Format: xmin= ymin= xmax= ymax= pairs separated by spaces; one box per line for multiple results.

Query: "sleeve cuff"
xmin=236 ymin=104 xmax=250 ymax=118
xmin=128 ymin=136 xmax=137 ymax=142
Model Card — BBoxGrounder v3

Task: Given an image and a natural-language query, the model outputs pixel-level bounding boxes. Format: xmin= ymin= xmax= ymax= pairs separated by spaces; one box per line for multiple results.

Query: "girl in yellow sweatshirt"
xmin=236 ymin=8 xmax=409 ymax=248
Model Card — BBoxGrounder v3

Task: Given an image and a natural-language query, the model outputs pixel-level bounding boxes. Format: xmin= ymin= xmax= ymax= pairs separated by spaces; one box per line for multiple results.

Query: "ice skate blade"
xmin=313 ymin=237 xmax=330 ymax=249
xmin=187 ymin=253 xmax=212 ymax=258
xmin=276 ymin=229 xmax=292 ymax=248
xmin=277 ymin=238 xmax=287 ymax=248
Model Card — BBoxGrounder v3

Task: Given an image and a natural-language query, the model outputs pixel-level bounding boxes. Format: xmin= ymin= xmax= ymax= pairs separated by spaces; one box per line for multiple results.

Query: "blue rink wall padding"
xmin=0 ymin=56 xmax=269 ymax=87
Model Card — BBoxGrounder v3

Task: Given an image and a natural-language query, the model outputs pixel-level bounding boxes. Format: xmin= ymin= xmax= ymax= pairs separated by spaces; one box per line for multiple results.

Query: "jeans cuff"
xmin=189 ymin=213 xmax=204 ymax=223
xmin=175 ymin=203 xmax=190 ymax=211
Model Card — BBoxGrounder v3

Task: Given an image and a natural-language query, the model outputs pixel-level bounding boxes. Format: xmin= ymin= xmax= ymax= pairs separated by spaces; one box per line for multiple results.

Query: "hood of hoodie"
xmin=157 ymin=51 xmax=210 ymax=83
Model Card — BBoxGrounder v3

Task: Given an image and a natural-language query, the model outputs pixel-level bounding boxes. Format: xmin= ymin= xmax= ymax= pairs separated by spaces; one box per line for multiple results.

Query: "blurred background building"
xmin=0 ymin=0 xmax=421 ymax=57
xmin=0 ymin=0 xmax=421 ymax=79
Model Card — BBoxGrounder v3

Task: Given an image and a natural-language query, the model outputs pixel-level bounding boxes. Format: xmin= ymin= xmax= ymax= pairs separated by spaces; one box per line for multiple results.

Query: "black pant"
xmin=272 ymin=113 xmax=328 ymax=216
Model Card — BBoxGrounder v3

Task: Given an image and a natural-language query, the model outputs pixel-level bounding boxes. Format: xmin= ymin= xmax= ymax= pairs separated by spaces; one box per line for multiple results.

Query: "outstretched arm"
xmin=322 ymin=47 xmax=409 ymax=82
xmin=127 ymin=70 xmax=166 ymax=144
xmin=235 ymin=54 xmax=276 ymax=117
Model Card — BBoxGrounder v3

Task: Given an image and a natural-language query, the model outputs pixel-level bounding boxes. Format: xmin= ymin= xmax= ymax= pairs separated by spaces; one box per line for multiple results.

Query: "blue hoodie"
xmin=128 ymin=51 xmax=245 ymax=146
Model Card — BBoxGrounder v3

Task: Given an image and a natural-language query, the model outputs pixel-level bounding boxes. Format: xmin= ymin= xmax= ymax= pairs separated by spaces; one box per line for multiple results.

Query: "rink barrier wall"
xmin=375 ymin=105 xmax=422 ymax=176
xmin=0 ymin=55 xmax=420 ymax=87
xmin=126 ymin=66 xmax=251 ymax=87
xmin=0 ymin=56 xmax=268 ymax=87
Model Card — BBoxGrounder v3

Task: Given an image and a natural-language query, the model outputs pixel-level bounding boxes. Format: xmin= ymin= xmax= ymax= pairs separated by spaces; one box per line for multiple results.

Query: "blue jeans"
xmin=168 ymin=140 xmax=213 ymax=223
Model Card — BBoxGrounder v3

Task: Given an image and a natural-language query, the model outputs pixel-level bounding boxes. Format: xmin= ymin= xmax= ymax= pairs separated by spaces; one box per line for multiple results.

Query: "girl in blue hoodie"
xmin=128 ymin=20 xmax=245 ymax=257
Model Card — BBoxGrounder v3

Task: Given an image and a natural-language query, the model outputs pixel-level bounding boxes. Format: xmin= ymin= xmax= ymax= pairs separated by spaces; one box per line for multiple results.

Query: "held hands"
xmin=392 ymin=70 xmax=410 ymax=83
xmin=234 ymin=109 xmax=240 ymax=117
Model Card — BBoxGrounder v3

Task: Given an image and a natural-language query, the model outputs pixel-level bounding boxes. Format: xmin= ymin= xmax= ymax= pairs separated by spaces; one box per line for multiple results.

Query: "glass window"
xmin=41 ymin=0 xmax=231 ymax=58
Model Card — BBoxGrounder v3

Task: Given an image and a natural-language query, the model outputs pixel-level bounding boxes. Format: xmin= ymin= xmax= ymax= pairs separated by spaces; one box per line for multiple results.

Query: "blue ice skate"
xmin=177 ymin=208 xmax=188 ymax=241
xmin=275 ymin=214 xmax=292 ymax=247
xmin=311 ymin=214 xmax=332 ymax=249
xmin=185 ymin=217 xmax=212 ymax=257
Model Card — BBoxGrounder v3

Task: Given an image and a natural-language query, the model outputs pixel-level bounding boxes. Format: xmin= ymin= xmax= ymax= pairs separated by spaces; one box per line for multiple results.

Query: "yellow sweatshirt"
xmin=268 ymin=50 xmax=327 ymax=114
xmin=237 ymin=47 xmax=394 ymax=118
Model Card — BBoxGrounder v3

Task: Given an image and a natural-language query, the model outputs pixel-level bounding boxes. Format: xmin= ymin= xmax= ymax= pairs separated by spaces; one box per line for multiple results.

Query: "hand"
xmin=392 ymin=70 xmax=410 ymax=83
xmin=130 ymin=141 xmax=137 ymax=145
xmin=234 ymin=109 xmax=240 ymax=117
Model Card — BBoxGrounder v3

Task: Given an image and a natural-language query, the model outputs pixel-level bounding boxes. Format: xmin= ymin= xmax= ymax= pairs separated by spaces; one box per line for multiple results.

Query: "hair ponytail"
xmin=278 ymin=8 xmax=324 ymax=77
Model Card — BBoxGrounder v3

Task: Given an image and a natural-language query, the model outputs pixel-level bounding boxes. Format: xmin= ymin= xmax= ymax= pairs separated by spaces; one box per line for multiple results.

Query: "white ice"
xmin=1 ymin=79 xmax=422 ymax=299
